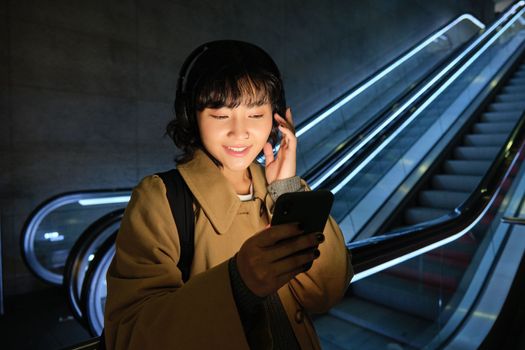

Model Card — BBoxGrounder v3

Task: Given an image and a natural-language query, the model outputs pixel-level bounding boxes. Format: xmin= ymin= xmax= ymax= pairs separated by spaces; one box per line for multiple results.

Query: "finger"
xmin=274 ymin=266 xmax=305 ymax=288
xmin=274 ymin=248 xmax=320 ymax=278
xmin=274 ymin=113 xmax=291 ymax=130
xmin=278 ymin=125 xmax=296 ymax=150
xmin=285 ymin=107 xmax=295 ymax=131
xmin=257 ymin=223 xmax=303 ymax=247
xmin=275 ymin=114 xmax=296 ymax=141
xmin=277 ymin=126 xmax=288 ymax=150
xmin=270 ymin=232 xmax=323 ymax=262
xmin=263 ymin=142 xmax=274 ymax=165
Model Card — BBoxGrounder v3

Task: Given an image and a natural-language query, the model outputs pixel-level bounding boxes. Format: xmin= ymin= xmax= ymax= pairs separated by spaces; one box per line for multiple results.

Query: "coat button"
xmin=295 ymin=309 xmax=304 ymax=323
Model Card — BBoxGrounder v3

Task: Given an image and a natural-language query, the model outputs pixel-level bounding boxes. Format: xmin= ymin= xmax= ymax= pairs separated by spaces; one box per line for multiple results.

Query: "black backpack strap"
xmin=156 ymin=169 xmax=195 ymax=283
xmin=98 ymin=170 xmax=194 ymax=346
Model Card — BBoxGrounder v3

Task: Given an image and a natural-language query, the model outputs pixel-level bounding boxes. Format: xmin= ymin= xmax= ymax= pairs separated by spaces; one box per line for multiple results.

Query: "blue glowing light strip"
xmin=323 ymin=3 xmax=525 ymax=192
xmin=295 ymin=14 xmax=484 ymax=139
xmin=78 ymin=196 xmax=131 ymax=206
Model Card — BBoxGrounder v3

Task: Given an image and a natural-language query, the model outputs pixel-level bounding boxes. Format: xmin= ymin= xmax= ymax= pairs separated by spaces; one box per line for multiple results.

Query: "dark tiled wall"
xmin=0 ymin=0 xmax=493 ymax=295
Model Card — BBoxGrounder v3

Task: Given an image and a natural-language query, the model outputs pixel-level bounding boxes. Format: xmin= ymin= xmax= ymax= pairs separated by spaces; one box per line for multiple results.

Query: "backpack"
xmin=98 ymin=169 xmax=194 ymax=349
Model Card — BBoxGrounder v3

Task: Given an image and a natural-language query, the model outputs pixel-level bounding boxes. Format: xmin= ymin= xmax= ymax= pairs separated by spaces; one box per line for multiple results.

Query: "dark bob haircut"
xmin=166 ymin=40 xmax=286 ymax=165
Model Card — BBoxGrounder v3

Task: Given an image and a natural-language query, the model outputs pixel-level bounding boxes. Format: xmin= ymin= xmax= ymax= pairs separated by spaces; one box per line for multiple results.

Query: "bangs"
xmin=194 ymin=70 xmax=279 ymax=111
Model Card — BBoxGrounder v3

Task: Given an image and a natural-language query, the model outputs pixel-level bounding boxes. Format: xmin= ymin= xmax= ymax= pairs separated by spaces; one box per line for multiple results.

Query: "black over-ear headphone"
xmin=174 ymin=40 xmax=286 ymax=129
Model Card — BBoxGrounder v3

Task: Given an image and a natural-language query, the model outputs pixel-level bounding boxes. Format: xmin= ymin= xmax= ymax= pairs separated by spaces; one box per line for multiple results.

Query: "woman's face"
xmin=197 ymin=102 xmax=273 ymax=175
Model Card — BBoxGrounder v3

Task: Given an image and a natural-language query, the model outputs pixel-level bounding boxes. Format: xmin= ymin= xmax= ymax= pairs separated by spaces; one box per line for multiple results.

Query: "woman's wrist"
xmin=229 ymin=255 xmax=266 ymax=311
xmin=267 ymin=176 xmax=303 ymax=202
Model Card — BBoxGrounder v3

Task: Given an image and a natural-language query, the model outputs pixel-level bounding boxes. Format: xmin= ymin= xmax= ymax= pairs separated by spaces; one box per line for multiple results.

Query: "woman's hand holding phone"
xmin=236 ymin=224 xmax=324 ymax=298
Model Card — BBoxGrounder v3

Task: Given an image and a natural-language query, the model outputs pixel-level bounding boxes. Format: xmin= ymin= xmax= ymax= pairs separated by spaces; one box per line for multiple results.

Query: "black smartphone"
xmin=271 ymin=190 xmax=334 ymax=234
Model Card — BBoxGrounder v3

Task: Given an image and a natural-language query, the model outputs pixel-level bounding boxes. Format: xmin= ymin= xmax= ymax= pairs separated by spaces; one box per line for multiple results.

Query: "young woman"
xmin=104 ymin=40 xmax=352 ymax=349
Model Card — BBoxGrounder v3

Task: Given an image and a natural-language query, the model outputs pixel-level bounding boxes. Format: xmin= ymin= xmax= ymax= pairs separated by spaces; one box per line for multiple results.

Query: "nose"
xmin=228 ymin=117 xmax=249 ymax=139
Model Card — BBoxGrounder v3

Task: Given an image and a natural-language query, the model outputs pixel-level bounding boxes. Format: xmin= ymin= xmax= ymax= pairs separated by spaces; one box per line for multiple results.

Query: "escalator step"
xmin=419 ymin=190 xmax=469 ymax=209
xmin=404 ymin=207 xmax=450 ymax=224
xmin=515 ymin=75 xmax=525 ymax=80
xmin=454 ymin=146 xmax=499 ymax=160
xmin=488 ymin=101 xmax=525 ymax=112
xmin=513 ymin=81 xmax=525 ymax=88
xmin=502 ymin=85 xmax=525 ymax=94
xmin=432 ymin=174 xmax=482 ymax=191
xmin=463 ymin=133 xmax=508 ymax=146
xmin=513 ymin=71 xmax=525 ymax=78
xmin=324 ymin=297 xmax=431 ymax=349
xmin=315 ymin=313 xmax=419 ymax=350
xmin=472 ymin=122 xmax=515 ymax=134
xmin=480 ymin=111 xmax=522 ymax=122
xmin=496 ymin=93 xmax=525 ymax=103
xmin=352 ymin=272 xmax=443 ymax=320
xmin=443 ymin=160 xmax=491 ymax=175
xmin=507 ymin=78 xmax=525 ymax=86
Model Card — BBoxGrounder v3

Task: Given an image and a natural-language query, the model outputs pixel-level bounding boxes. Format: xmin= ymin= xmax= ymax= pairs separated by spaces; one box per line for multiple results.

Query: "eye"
xmin=249 ymin=114 xmax=264 ymax=119
xmin=210 ymin=114 xmax=228 ymax=120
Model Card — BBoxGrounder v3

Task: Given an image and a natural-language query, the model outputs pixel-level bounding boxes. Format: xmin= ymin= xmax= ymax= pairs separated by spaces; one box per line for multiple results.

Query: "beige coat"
xmin=104 ymin=149 xmax=352 ymax=349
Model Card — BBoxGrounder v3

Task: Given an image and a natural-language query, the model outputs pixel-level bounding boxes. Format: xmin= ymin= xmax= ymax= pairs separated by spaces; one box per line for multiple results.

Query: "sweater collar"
xmin=177 ymin=149 xmax=268 ymax=234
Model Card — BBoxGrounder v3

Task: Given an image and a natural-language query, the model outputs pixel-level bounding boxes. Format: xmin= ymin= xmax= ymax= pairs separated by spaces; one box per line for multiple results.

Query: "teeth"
xmin=228 ymin=147 xmax=247 ymax=152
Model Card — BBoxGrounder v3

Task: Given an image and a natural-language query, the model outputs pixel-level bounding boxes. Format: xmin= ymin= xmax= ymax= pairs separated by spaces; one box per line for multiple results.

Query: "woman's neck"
xmin=221 ymin=168 xmax=252 ymax=195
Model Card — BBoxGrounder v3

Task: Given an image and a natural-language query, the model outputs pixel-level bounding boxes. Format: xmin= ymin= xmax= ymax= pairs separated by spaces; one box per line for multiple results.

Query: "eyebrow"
xmin=206 ymin=103 xmax=269 ymax=111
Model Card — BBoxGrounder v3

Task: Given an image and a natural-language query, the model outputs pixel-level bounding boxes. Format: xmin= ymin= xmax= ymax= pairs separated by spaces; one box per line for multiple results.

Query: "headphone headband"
xmin=174 ymin=40 xmax=285 ymax=131
xmin=176 ymin=44 xmax=210 ymax=97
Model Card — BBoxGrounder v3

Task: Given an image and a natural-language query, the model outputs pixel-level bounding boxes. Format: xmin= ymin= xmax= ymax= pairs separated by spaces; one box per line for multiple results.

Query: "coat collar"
xmin=177 ymin=149 xmax=268 ymax=234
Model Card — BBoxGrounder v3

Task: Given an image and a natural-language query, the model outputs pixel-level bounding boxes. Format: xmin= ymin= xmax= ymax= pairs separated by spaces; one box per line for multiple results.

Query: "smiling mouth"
xmin=228 ymin=146 xmax=248 ymax=152
xmin=224 ymin=145 xmax=251 ymax=156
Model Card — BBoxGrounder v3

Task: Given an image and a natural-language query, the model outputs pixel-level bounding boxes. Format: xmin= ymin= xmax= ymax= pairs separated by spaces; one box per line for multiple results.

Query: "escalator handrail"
xmin=294 ymin=13 xmax=484 ymax=138
xmin=312 ymin=1 xmax=525 ymax=190
xmin=347 ymin=110 xmax=525 ymax=283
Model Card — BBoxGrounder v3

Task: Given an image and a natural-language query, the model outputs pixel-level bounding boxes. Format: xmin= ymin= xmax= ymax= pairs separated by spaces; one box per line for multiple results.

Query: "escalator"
xmin=314 ymin=68 xmax=525 ymax=349
xmin=312 ymin=3 xmax=525 ymax=349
